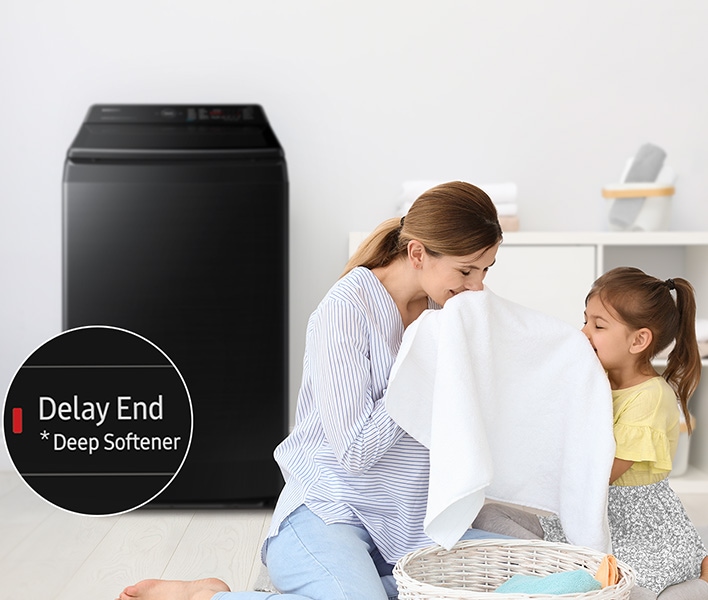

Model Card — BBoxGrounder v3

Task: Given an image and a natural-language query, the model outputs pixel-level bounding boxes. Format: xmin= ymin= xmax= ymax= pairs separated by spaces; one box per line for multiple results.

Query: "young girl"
xmin=474 ymin=267 xmax=708 ymax=599
xmin=117 ymin=181 xmax=505 ymax=600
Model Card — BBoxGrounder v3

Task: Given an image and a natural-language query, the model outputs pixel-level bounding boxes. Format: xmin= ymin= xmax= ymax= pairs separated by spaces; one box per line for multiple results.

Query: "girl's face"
xmin=420 ymin=243 xmax=499 ymax=306
xmin=581 ymin=294 xmax=636 ymax=371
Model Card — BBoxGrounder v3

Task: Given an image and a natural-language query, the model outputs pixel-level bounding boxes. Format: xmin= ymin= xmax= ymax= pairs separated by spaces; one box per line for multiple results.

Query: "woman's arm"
xmin=309 ymin=300 xmax=405 ymax=475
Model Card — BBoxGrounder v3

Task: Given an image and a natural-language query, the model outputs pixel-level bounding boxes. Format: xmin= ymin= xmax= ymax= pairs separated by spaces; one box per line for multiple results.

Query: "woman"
xmin=118 ymin=181 xmax=504 ymax=600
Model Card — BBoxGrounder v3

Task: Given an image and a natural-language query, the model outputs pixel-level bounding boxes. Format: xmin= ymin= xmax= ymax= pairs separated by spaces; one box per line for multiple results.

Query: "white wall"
xmin=2 ymin=0 xmax=708 ymax=470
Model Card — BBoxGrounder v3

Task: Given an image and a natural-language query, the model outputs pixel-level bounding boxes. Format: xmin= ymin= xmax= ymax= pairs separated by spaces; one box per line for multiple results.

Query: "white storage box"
xmin=602 ymin=183 xmax=674 ymax=231
xmin=602 ymin=156 xmax=676 ymax=231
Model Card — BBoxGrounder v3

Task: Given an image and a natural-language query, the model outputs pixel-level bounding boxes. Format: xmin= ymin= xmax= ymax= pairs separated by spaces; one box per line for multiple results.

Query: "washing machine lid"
xmin=67 ymin=105 xmax=284 ymax=160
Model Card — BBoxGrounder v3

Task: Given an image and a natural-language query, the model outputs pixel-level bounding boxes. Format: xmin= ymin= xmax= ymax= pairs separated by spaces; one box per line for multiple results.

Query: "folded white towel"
xmin=385 ymin=288 xmax=614 ymax=552
xmin=398 ymin=181 xmax=518 ymax=215
xmin=478 ymin=182 xmax=518 ymax=205
xmin=494 ymin=203 xmax=518 ymax=217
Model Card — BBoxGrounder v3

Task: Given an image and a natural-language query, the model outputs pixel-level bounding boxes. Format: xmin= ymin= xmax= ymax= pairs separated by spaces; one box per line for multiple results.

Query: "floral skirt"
xmin=539 ymin=478 xmax=707 ymax=594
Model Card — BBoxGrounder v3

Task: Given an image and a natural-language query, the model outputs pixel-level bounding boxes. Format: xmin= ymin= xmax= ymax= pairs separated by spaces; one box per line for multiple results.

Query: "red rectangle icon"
xmin=12 ymin=408 xmax=22 ymax=434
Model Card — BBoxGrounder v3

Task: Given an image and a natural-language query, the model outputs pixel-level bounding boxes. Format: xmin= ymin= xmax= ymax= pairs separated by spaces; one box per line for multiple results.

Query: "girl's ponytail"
xmin=663 ymin=278 xmax=702 ymax=434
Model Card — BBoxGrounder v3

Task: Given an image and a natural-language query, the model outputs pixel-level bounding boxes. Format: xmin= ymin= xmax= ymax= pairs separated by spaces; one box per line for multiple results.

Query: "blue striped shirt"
xmin=266 ymin=267 xmax=436 ymax=563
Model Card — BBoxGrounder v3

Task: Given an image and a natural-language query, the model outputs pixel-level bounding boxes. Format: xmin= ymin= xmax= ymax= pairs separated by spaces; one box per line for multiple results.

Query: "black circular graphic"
xmin=3 ymin=326 xmax=192 ymax=516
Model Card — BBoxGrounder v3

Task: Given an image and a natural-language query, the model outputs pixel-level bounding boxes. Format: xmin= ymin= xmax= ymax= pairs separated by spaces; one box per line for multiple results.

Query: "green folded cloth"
xmin=494 ymin=570 xmax=602 ymax=595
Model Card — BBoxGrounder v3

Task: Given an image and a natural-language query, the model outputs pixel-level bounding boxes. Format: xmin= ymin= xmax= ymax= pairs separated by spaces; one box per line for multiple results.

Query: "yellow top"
xmin=611 ymin=377 xmax=679 ymax=487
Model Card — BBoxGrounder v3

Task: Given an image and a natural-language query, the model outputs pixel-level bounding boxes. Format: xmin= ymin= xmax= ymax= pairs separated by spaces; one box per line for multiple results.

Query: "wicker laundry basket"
xmin=393 ymin=539 xmax=636 ymax=600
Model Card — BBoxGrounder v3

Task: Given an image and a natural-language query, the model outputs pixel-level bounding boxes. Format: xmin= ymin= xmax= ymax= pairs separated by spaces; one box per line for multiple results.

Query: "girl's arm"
xmin=609 ymin=457 xmax=634 ymax=484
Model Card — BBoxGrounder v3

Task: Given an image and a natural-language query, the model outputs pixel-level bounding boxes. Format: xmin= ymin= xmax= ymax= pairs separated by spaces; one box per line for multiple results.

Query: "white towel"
xmin=385 ymin=288 xmax=615 ymax=552
xmin=398 ymin=181 xmax=518 ymax=215
xmin=494 ymin=202 xmax=518 ymax=217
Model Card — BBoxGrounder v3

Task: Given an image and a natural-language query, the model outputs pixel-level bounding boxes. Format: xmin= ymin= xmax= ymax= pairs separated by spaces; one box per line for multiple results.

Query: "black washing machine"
xmin=63 ymin=104 xmax=288 ymax=505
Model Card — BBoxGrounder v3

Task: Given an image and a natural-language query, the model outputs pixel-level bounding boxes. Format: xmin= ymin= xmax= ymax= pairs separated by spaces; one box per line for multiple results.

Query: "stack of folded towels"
xmin=398 ymin=180 xmax=520 ymax=231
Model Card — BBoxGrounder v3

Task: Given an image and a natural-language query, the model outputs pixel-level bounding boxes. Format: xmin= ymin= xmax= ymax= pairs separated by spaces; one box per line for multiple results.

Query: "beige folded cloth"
xmin=595 ymin=554 xmax=620 ymax=587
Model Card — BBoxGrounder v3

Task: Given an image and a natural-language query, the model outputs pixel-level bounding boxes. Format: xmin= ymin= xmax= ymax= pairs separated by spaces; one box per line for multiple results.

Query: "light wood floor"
xmin=2 ymin=469 xmax=707 ymax=600
xmin=0 ymin=470 xmax=273 ymax=600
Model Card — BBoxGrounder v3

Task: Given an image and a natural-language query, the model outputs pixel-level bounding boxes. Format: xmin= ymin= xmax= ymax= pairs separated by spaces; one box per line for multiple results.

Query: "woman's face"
xmin=420 ymin=243 xmax=500 ymax=306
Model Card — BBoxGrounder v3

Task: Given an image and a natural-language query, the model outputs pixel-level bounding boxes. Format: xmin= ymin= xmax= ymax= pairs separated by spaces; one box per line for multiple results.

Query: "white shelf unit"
xmin=349 ymin=230 xmax=708 ymax=493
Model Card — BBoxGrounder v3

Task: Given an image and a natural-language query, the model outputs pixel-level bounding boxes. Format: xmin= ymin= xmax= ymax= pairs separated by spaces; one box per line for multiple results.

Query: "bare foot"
xmin=117 ymin=577 xmax=230 ymax=600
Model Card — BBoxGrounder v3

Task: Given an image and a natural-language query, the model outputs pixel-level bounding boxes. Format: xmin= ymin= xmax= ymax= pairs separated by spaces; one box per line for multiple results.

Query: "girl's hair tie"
xmin=665 ymin=278 xmax=676 ymax=291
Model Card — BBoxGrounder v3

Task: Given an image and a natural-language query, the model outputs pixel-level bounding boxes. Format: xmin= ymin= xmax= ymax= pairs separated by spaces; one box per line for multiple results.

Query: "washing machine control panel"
xmin=87 ymin=105 xmax=261 ymax=124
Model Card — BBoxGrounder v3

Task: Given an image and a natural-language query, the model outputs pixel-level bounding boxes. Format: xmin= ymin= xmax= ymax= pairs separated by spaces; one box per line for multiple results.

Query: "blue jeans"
xmin=213 ymin=504 xmax=507 ymax=600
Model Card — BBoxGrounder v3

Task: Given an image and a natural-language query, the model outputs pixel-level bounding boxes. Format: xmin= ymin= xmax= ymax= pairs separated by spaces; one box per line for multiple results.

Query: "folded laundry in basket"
xmin=594 ymin=554 xmax=620 ymax=587
xmin=494 ymin=570 xmax=602 ymax=595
